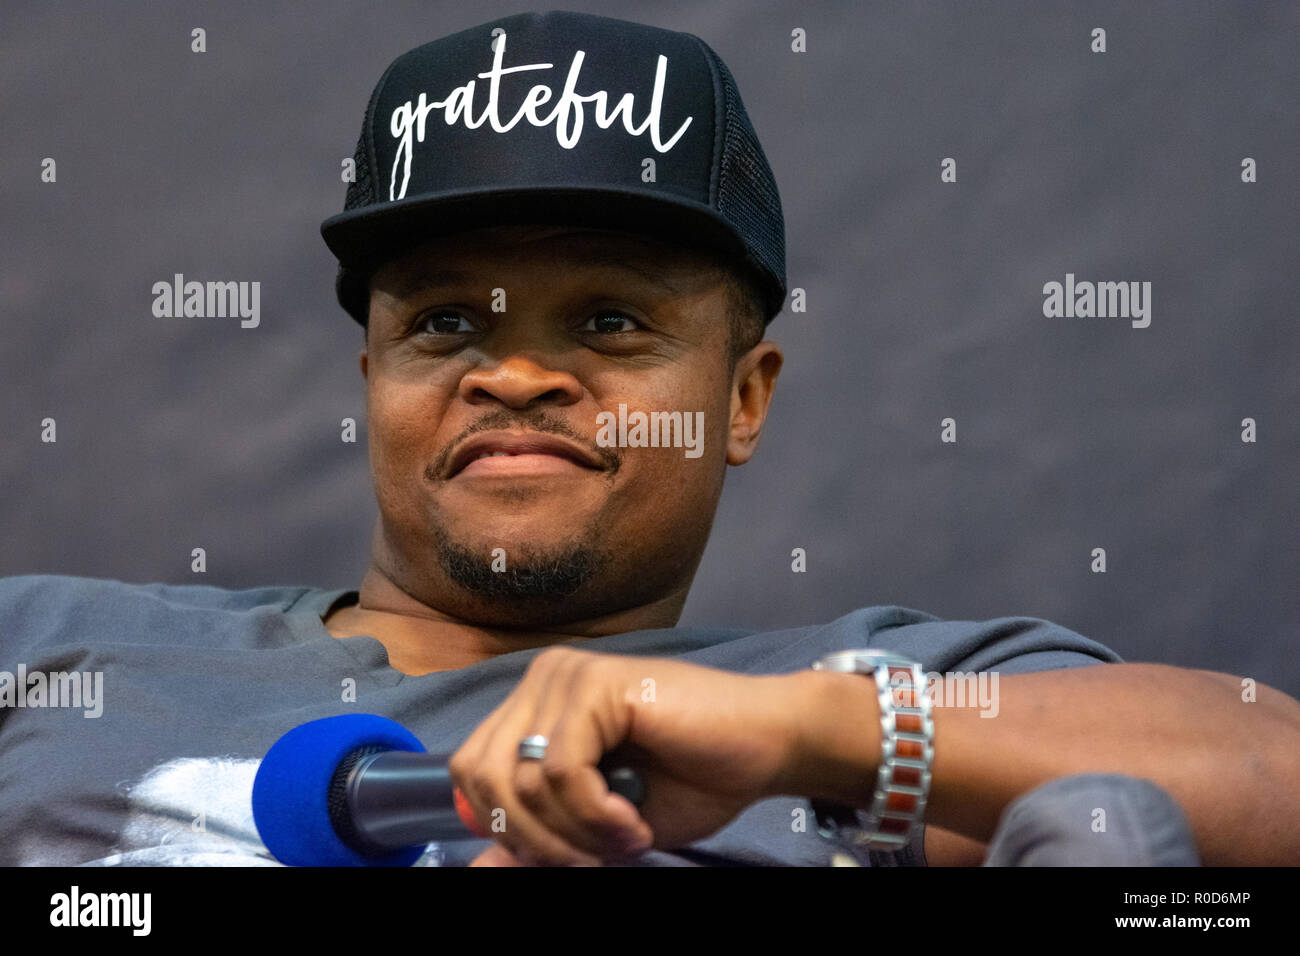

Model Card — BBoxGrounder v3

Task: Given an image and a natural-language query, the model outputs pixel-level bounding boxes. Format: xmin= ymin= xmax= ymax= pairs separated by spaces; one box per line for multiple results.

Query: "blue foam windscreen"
xmin=252 ymin=713 xmax=426 ymax=867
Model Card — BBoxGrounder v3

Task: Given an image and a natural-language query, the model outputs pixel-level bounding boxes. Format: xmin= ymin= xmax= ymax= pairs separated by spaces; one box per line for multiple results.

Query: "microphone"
xmin=251 ymin=713 xmax=646 ymax=867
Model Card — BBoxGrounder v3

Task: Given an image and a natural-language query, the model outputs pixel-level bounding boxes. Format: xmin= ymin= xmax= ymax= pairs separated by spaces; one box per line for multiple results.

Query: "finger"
xmin=454 ymin=644 xmax=568 ymax=765
xmin=523 ymin=699 xmax=655 ymax=858
xmin=512 ymin=657 xmax=651 ymax=857
xmin=450 ymin=647 xmax=572 ymax=836
xmin=455 ymin=652 xmax=605 ymax=865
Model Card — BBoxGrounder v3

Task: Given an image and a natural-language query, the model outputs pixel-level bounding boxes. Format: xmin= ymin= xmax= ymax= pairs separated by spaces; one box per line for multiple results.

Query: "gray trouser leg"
xmin=981 ymin=773 xmax=1200 ymax=866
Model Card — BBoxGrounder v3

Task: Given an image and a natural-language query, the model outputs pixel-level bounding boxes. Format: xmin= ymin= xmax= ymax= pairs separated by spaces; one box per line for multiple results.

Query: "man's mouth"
xmin=444 ymin=431 xmax=606 ymax=479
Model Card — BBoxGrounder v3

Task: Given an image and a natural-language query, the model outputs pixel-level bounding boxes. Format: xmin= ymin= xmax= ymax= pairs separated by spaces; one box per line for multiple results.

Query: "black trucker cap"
xmin=320 ymin=10 xmax=786 ymax=326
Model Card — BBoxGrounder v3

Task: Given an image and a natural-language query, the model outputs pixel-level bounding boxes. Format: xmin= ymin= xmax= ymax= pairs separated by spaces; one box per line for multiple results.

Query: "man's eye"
xmin=581 ymin=310 xmax=640 ymax=334
xmin=416 ymin=310 xmax=474 ymax=334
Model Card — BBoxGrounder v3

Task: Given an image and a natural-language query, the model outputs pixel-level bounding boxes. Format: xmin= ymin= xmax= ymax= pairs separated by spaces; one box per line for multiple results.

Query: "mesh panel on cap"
xmin=709 ymin=51 xmax=787 ymax=321
xmin=344 ymin=124 xmax=375 ymax=212
xmin=343 ymin=51 xmax=393 ymax=215
xmin=338 ymin=90 xmax=383 ymax=325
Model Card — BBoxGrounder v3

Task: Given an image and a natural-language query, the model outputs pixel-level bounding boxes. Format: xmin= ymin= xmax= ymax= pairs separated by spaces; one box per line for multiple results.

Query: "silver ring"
xmin=518 ymin=734 xmax=549 ymax=760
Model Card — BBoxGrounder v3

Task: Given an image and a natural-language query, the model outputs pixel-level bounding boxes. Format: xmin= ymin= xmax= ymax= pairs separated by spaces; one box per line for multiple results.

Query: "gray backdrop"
xmin=4 ymin=1 xmax=1297 ymax=694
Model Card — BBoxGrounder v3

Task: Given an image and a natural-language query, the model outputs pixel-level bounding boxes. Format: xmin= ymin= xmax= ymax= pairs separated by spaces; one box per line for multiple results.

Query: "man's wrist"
xmin=770 ymin=669 xmax=882 ymax=805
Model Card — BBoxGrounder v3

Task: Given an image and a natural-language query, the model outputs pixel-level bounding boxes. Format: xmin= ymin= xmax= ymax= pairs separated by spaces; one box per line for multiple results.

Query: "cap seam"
xmin=363 ymin=52 xmax=404 ymax=208
xmin=688 ymin=33 xmax=725 ymax=209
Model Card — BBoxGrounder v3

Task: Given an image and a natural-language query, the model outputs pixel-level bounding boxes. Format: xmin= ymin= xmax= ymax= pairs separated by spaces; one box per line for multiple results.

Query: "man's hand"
xmin=452 ymin=646 xmax=1300 ymax=866
xmin=449 ymin=646 xmax=827 ymax=866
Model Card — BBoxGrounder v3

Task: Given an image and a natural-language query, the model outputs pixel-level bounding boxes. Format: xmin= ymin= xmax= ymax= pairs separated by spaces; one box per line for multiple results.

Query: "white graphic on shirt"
xmin=389 ymin=31 xmax=693 ymax=200
xmin=66 ymin=757 xmax=444 ymax=867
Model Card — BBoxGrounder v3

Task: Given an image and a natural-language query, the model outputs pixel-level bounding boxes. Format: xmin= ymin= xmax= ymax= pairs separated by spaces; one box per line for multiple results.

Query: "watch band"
xmin=809 ymin=650 xmax=934 ymax=858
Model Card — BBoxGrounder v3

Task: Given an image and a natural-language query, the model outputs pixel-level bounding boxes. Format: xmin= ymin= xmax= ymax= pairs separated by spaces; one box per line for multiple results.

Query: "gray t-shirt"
xmin=0 ymin=574 xmax=1122 ymax=867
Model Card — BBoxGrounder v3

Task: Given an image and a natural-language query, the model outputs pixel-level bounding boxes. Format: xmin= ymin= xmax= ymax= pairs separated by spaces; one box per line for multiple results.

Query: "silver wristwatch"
xmin=809 ymin=649 xmax=934 ymax=861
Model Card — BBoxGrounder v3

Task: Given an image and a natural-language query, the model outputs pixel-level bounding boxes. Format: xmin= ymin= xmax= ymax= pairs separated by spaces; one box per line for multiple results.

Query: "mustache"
xmin=427 ymin=409 xmax=622 ymax=479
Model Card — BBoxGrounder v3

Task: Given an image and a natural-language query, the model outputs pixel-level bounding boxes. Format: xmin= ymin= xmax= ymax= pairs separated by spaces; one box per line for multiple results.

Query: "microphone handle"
xmin=345 ymin=750 xmax=645 ymax=852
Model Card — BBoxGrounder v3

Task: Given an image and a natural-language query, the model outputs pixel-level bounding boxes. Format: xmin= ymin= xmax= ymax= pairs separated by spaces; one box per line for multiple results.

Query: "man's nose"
xmin=457 ymin=355 xmax=584 ymax=410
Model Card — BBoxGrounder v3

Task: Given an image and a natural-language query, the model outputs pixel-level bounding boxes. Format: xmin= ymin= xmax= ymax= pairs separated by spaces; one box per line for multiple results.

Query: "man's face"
xmin=362 ymin=225 xmax=777 ymax=628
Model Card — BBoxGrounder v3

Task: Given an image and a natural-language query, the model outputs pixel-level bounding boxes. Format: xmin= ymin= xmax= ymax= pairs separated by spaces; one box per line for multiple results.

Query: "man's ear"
xmin=726 ymin=341 xmax=783 ymax=466
xmin=360 ymin=349 xmax=368 ymax=379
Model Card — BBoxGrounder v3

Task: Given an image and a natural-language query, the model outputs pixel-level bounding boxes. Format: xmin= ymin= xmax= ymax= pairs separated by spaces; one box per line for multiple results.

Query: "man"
xmin=2 ymin=11 xmax=1297 ymax=868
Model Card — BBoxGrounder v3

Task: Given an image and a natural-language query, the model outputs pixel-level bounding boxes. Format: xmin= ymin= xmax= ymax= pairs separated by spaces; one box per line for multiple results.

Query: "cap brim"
xmin=321 ymin=185 xmax=752 ymax=276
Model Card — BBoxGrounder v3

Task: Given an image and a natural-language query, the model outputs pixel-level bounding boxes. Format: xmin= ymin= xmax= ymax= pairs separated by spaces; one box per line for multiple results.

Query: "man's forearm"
xmin=784 ymin=663 xmax=1300 ymax=865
